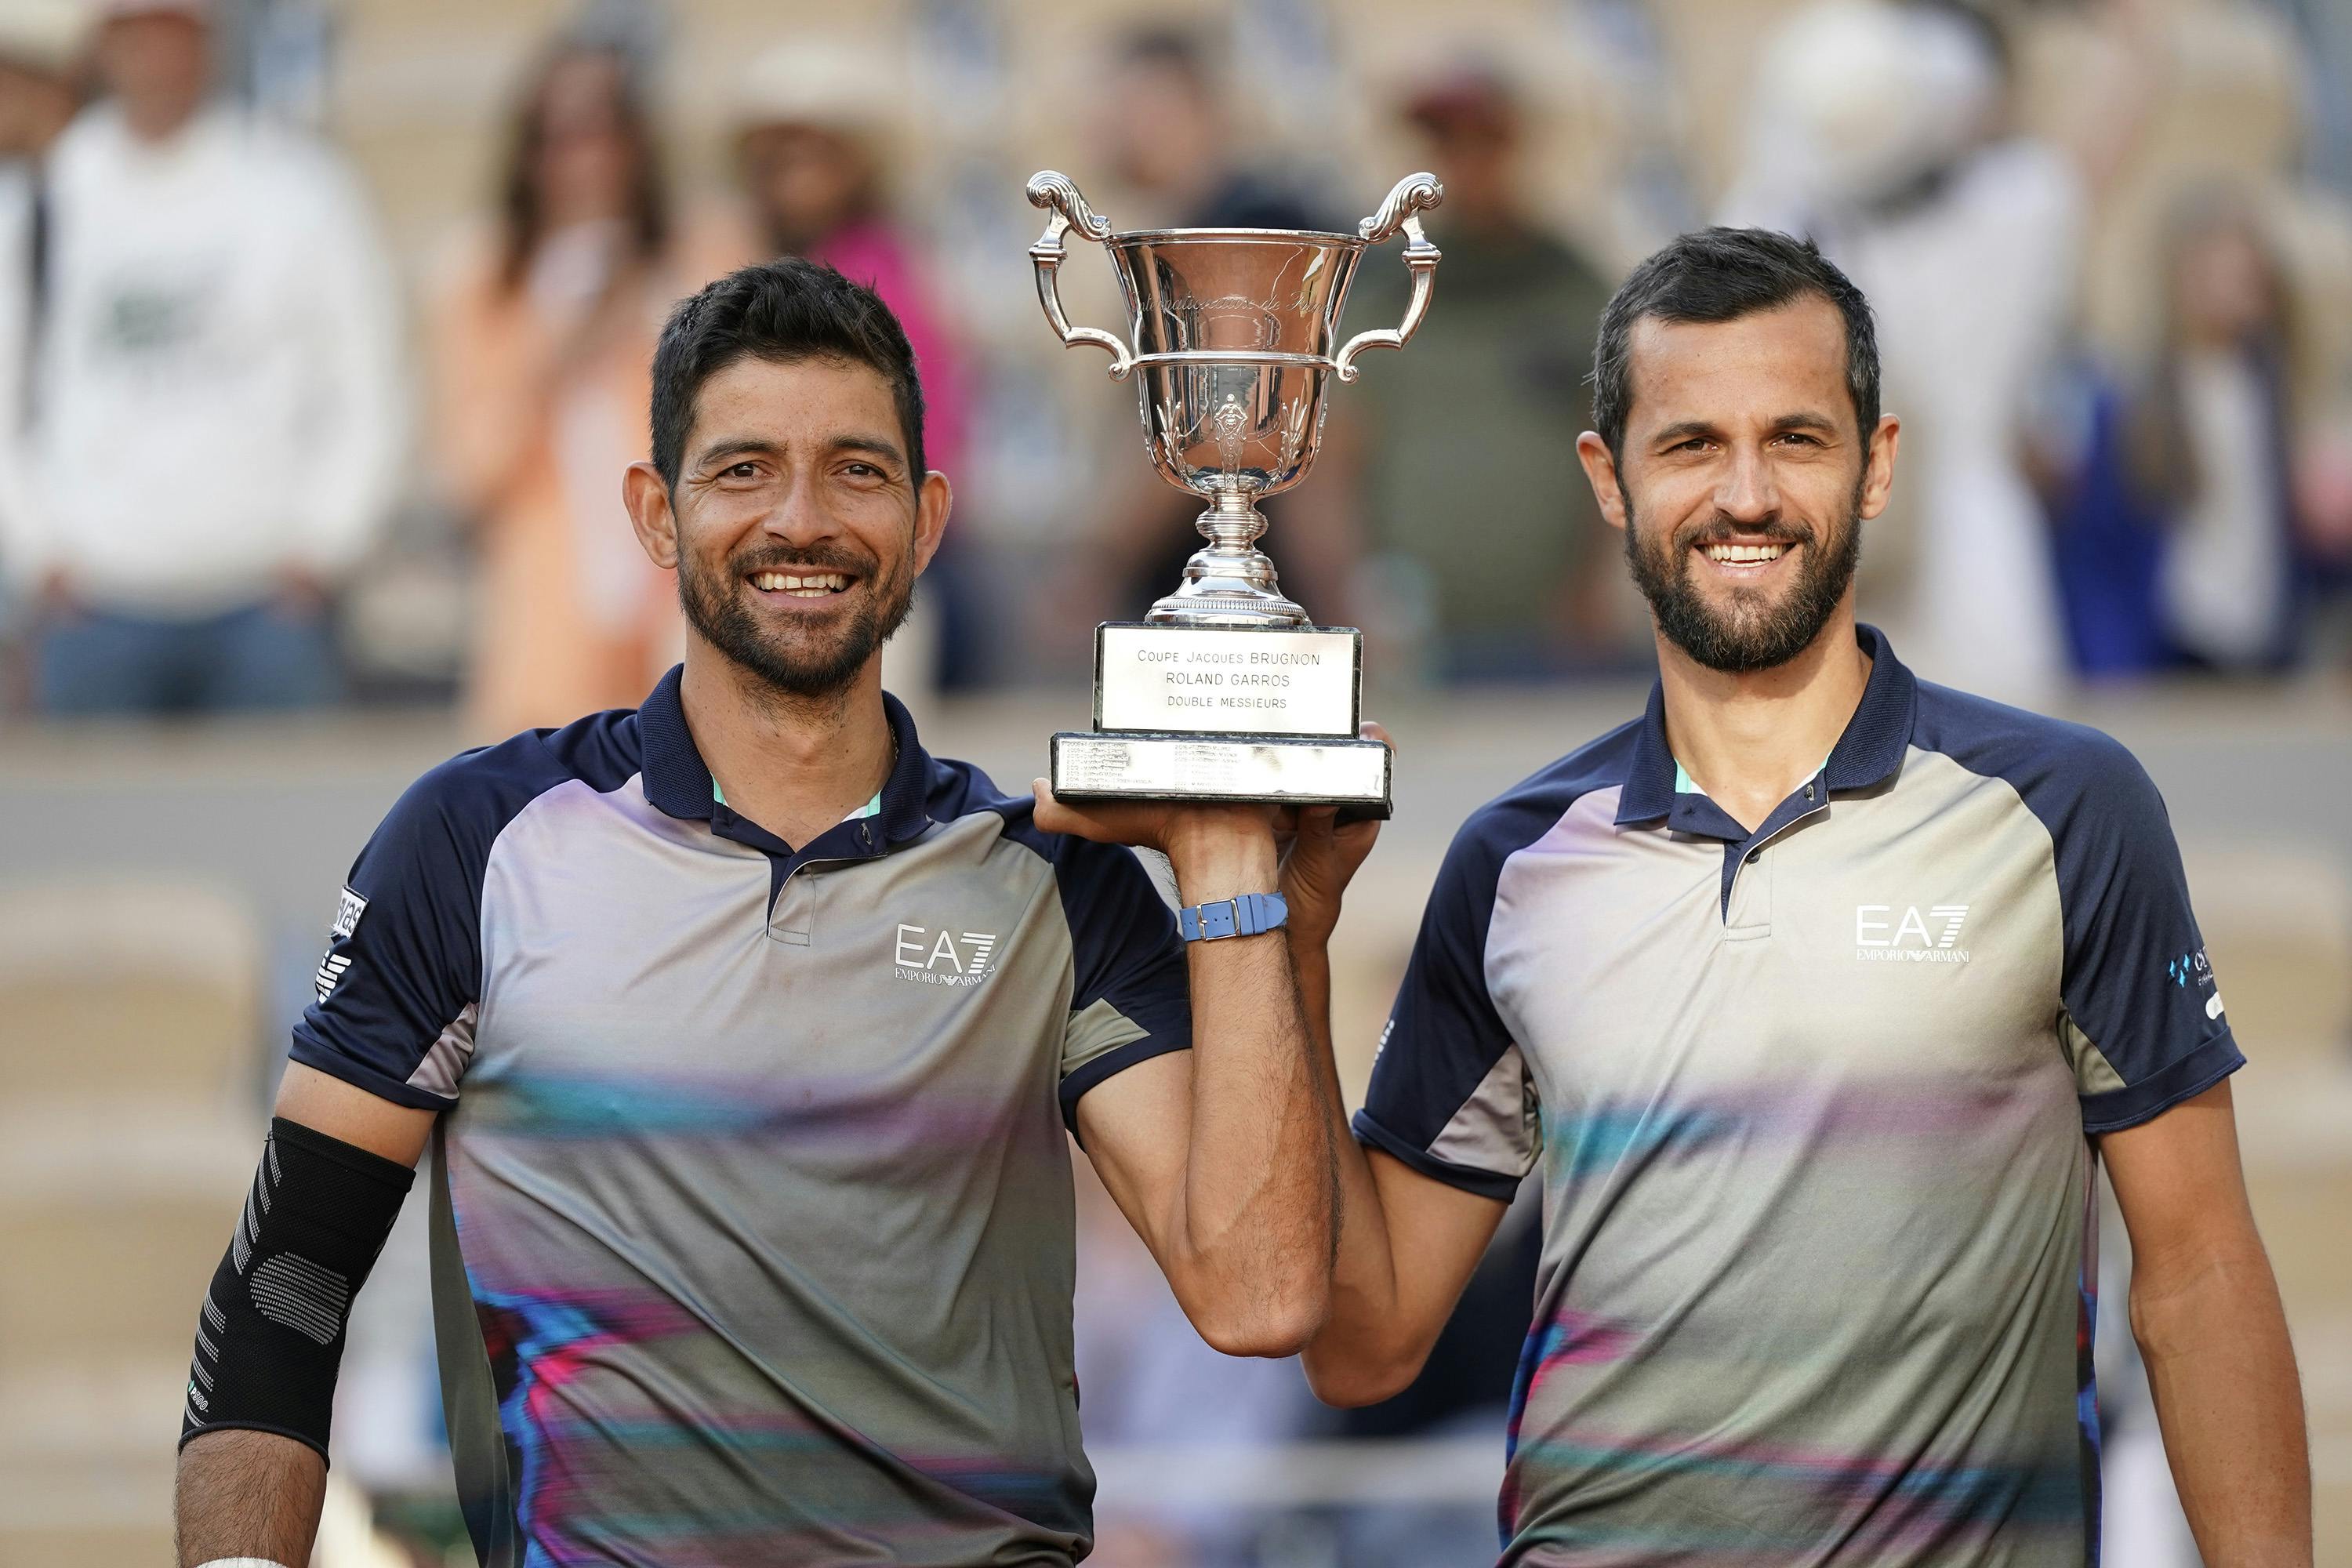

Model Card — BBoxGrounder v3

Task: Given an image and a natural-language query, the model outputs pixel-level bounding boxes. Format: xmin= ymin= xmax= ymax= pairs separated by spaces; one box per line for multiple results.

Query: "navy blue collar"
xmin=1615 ymin=623 xmax=1918 ymax=826
xmin=637 ymin=665 xmax=935 ymax=855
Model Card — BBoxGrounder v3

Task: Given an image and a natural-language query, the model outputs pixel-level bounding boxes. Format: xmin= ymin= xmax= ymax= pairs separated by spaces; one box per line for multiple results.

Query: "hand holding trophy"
xmin=1028 ymin=169 xmax=1442 ymax=819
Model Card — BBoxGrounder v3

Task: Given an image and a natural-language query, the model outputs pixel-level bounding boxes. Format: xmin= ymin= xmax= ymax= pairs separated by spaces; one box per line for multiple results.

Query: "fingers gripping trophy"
xmin=1028 ymin=169 xmax=1443 ymax=819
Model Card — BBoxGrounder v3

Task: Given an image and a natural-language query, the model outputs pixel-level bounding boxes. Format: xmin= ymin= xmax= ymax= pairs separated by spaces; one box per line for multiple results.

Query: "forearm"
xmin=1163 ymin=837 xmax=1334 ymax=1352
xmin=1290 ymin=934 xmax=1420 ymax=1398
xmin=176 ymin=1094 xmax=422 ymax=1566
xmin=2135 ymin=1245 xmax=2311 ymax=1566
xmin=176 ymin=1428 xmax=327 ymax=1567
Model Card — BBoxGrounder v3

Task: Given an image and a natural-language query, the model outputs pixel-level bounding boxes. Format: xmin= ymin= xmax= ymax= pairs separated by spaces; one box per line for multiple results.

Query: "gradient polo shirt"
xmin=1358 ymin=626 xmax=2241 ymax=1567
xmin=289 ymin=669 xmax=1192 ymax=1567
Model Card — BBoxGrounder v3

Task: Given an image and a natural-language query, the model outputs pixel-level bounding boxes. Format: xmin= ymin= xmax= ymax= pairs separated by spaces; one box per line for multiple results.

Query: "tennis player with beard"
xmin=173 ymin=259 xmax=1337 ymax=1567
xmin=1282 ymin=229 xmax=2308 ymax=1566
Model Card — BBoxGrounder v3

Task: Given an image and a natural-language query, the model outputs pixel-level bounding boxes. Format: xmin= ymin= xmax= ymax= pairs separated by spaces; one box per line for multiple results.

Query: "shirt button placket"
xmin=770 ymin=864 xmax=815 ymax=947
xmin=1726 ymin=844 xmax=1773 ymax=938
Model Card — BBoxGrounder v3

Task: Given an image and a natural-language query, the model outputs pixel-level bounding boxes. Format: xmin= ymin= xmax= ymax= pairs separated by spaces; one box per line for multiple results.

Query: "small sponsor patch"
xmin=2165 ymin=949 xmax=2214 ymax=990
xmin=330 ymin=886 xmax=368 ymax=941
xmin=314 ymin=953 xmax=353 ymax=1004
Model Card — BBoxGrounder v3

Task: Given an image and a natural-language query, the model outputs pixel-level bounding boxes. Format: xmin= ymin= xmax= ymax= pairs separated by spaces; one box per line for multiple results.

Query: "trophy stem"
xmin=1146 ymin=488 xmax=1308 ymax=627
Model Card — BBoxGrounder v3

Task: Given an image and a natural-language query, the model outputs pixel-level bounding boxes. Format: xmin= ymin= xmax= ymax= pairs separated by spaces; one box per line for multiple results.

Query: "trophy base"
xmin=1051 ymin=732 xmax=1392 ymax=818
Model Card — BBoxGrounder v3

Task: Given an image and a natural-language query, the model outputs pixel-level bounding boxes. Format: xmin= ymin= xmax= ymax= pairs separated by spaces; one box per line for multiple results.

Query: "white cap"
xmin=1752 ymin=0 xmax=1998 ymax=208
xmin=0 ymin=0 xmax=90 ymax=74
xmin=733 ymin=38 xmax=902 ymax=142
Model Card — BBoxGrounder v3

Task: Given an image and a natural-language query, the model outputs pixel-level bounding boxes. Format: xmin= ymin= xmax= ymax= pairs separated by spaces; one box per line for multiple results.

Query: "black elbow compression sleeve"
xmin=180 ymin=1116 xmax=416 ymax=1460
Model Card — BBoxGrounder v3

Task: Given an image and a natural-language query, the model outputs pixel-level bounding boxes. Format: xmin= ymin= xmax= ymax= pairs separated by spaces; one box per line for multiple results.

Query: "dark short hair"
xmin=650 ymin=258 xmax=926 ymax=492
xmin=1591 ymin=227 xmax=1879 ymax=459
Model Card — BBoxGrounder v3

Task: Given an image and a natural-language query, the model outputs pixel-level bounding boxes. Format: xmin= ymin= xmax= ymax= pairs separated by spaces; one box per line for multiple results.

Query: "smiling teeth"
xmin=1706 ymin=543 xmax=1786 ymax=563
xmin=753 ymin=572 xmax=849 ymax=595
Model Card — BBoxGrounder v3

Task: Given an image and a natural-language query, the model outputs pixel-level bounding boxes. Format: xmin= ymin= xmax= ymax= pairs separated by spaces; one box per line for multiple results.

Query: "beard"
xmin=1622 ymin=475 xmax=1865 ymax=674
xmin=677 ymin=535 xmax=917 ymax=701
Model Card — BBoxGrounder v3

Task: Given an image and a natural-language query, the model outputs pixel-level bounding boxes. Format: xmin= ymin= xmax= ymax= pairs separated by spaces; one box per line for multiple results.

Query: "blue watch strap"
xmin=1179 ymin=891 xmax=1288 ymax=942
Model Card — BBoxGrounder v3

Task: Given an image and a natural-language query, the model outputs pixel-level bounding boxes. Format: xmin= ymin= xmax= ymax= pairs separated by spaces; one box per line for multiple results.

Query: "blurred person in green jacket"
xmin=1296 ymin=61 xmax=1621 ymax=683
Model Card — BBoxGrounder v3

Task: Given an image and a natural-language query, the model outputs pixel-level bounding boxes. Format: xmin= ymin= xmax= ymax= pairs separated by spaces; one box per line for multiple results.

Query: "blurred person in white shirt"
xmin=2132 ymin=192 xmax=2306 ymax=673
xmin=6 ymin=0 xmax=404 ymax=714
xmin=0 ymin=0 xmax=85 ymax=685
xmin=1721 ymin=0 xmax=2153 ymax=706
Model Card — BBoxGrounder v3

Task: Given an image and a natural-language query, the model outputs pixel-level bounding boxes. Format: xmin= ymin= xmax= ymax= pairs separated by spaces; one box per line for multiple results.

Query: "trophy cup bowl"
xmin=1029 ymin=170 xmax=1442 ymax=815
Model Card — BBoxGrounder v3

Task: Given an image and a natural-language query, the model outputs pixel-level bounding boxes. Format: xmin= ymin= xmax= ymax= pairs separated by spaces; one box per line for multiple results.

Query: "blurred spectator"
xmin=733 ymin=38 xmax=969 ymax=478
xmin=4 ymin=0 xmax=403 ymax=715
xmin=1722 ymin=0 xmax=2151 ymax=705
xmin=430 ymin=38 xmax=730 ymax=737
xmin=731 ymin=38 xmax=978 ymax=690
xmin=1082 ymin=26 xmax=1327 ymax=623
xmin=1298 ymin=61 xmax=1620 ymax=681
xmin=1094 ymin=26 xmax=1319 ymax=236
xmin=0 ymin=0 xmax=85 ymax=682
xmin=2033 ymin=347 xmax=2172 ymax=678
xmin=2131 ymin=191 xmax=2307 ymax=673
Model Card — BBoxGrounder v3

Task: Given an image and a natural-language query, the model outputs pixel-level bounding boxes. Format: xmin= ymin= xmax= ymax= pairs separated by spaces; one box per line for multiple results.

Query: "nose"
xmin=762 ymin=467 xmax=840 ymax=548
xmin=1715 ymin=444 xmax=1780 ymax=527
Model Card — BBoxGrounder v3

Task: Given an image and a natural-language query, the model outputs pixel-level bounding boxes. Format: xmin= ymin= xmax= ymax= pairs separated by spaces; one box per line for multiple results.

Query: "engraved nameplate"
xmin=1052 ymin=733 xmax=1389 ymax=808
xmin=1094 ymin=624 xmax=1359 ymax=737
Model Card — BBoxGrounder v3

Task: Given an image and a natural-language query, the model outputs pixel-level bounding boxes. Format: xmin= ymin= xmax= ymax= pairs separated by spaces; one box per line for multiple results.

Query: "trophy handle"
xmin=1333 ymin=173 xmax=1444 ymax=383
xmin=1026 ymin=171 xmax=1135 ymax=380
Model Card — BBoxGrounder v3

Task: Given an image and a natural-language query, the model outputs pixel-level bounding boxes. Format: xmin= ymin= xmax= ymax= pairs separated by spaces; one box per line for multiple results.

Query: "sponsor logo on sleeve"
xmin=892 ymin=924 xmax=1000 ymax=987
xmin=2165 ymin=949 xmax=2212 ymax=989
xmin=1854 ymin=903 xmax=1970 ymax=964
xmin=314 ymin=953 xmax=353 ymax=1004
xmin=2165 ymin=948 xmax=2223 ymax=1021
xmin=330 ymin=887 xmax=368 ymax=942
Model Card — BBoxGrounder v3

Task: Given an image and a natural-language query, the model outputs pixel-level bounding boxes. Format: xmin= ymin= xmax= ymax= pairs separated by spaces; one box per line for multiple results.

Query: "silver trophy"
xmin=1029 ymin=169 xmax=1442 ymax=817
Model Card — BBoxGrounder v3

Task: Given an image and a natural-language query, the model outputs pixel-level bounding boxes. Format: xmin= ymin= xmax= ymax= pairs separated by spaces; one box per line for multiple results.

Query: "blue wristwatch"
xmin=1178 ymin=891 xmax=1289 ymax=942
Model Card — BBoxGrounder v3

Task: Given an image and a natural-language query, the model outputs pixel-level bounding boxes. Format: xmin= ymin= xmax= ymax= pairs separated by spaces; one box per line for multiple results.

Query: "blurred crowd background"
xmin=1 ymin=0 xmax=2349 ymax=1564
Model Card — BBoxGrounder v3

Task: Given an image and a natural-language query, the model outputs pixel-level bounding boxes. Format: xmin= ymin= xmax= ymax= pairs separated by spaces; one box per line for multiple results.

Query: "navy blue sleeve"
xmin=1052 ymin=837 xmax=1193 ymax=1132
xmin=289 ymin=735 xmax=561 ymax=1110
xmin=2038 ymin=735 xmax=2245 ymax=1133
xmin=1355 ymin=800 xmax=1548 ymax=1202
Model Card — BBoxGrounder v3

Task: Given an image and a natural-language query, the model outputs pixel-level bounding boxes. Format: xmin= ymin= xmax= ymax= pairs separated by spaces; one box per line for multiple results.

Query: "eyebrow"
xmin=1648 ymin=411 xmax=1844 ymax=448
xmin=691 ymin=432 xmax=909 ymax=472
xmin=1649 ymin=419 xmax=1722 ymax=449
xmin=830 ymin=433 xmax=908 ymax=469
xmin=692 ymin=437 xmax=781 ymax=470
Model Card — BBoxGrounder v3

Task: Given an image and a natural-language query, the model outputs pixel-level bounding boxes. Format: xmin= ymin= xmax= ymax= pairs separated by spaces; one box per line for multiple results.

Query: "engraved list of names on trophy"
xmin=1025 ymin=169 xmax=1442 ymax=818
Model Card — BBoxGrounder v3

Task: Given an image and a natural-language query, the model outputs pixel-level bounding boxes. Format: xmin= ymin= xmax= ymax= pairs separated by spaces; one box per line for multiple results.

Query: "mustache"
xmin=729 ymin=543 xmax=878 ymax=578
xmin=1665 ymin=517 xmax=1806 ymax=554
xmin=1674 ymin=516 xmax=1815 ymax=550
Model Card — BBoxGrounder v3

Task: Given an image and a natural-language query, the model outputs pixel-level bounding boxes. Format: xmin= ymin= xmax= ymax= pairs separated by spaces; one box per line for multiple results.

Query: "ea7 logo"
xmin=894 ymin=924 xmax=1000 ymax=987
xmin=1855 ymin=904 xmax=1971 ymax=964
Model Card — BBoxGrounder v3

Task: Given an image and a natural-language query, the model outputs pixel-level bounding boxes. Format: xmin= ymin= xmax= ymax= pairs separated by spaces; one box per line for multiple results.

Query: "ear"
xmin=623 ymin=460 xmax=680 ymax=570
xmin=1857 ymin=413 xmax=1901 ymax=521
xmin=1576 ymin=432 xmax=1629 ymax=533
xmin=911 ymin=470 xmax=952 ymax=576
